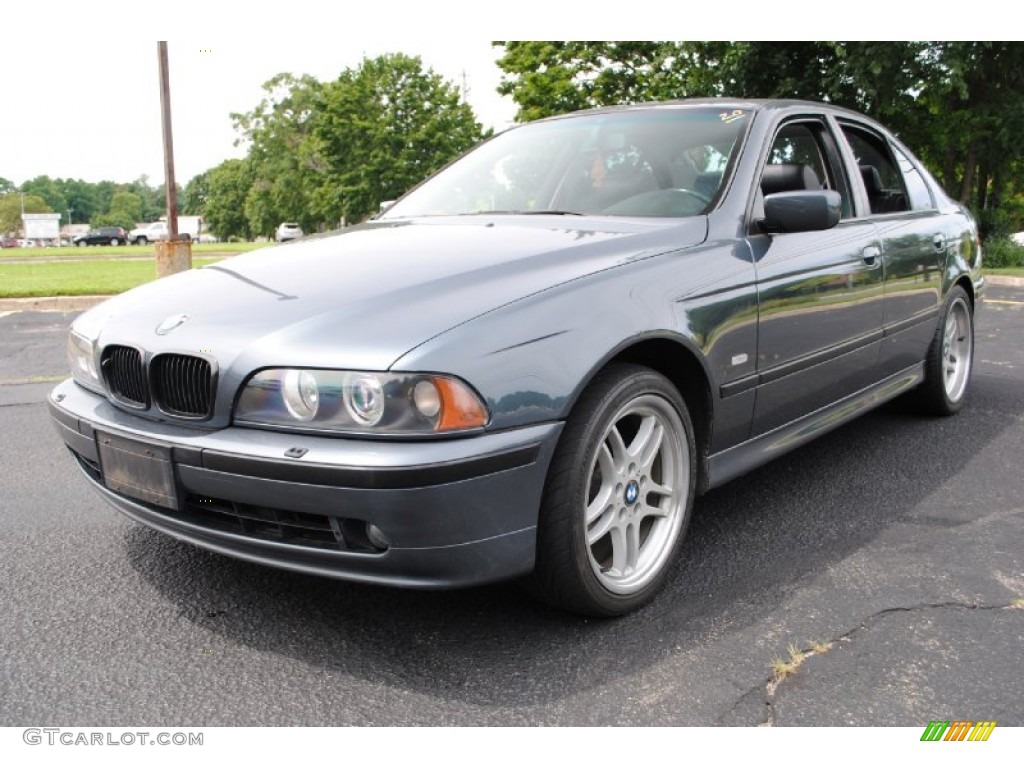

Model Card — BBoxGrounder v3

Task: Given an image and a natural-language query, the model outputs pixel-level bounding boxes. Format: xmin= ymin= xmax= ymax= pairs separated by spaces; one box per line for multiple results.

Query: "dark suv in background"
xmin=73 ymin=227 xmax=128 ymax=246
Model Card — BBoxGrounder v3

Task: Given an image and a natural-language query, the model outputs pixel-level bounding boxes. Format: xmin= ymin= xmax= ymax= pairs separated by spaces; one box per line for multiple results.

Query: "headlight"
xmin=344 ymin=373 xmax=384 ymax=426
xmin=234 ymin=369 xmax=489 ymax=436
xmin=66 ymin=330 xmax=103 ymax=394
xmin=281 ymin=370 xmax=320 ymax=421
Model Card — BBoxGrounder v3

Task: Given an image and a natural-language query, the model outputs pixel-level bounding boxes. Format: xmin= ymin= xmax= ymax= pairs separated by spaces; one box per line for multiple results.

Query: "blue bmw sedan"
xmin=51 ymin=99 xmax=983 ymax=616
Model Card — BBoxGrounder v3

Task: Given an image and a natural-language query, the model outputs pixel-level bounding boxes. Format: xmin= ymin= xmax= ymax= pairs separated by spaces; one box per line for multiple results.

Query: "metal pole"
xmin=157 ymin=41 xmax=179 ymax=241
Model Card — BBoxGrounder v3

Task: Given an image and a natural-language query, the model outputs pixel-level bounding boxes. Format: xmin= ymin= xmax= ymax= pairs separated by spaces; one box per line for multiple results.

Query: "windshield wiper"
xmin=520 ymin=209 xmax=583 ymax=215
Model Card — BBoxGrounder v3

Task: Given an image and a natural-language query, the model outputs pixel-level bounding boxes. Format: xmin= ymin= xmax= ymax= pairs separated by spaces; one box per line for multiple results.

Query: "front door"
xmin=749 ymin=119 xmax=885 ymax=436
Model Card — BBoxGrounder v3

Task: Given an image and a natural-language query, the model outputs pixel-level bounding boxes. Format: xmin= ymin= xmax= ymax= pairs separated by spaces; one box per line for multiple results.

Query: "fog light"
xmin=365 ymin=523 xmax=390 ymax=551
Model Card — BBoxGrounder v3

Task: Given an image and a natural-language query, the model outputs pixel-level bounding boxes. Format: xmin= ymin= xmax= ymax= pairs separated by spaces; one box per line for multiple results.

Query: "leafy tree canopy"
xmin=204 ymin=159 xmax=254 ymax=241
xmin=92 ymin=190 xmax=145 ymax=230
xmin=229 ymin=55 xmax=486 ymax=233
xmin=0 ymin=194 xmax=52 ymax=235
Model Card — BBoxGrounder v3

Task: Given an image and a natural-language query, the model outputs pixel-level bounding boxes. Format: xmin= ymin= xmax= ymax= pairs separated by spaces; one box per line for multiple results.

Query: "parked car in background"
xmin=1012 ymin=232 xmax=1024 ymax=246
xmin=73 ymin=227 xmax=128 ymax=246
xmin=129 ymin=222 xmax=166 ymax=244
xmin=0 ymin=236 xmax=19 ymax=248
xmin=275 ymin=222 xmax=304 ymax=242
xmin=130 ymin=217 xmax=204 ymax=244
xmin=51 ymin=99 xmax=983 ymax=617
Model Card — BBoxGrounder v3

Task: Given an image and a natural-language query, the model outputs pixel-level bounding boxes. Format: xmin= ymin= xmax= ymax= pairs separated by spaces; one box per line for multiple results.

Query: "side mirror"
xmin=761 ymin=190 xmax=841 ymax=233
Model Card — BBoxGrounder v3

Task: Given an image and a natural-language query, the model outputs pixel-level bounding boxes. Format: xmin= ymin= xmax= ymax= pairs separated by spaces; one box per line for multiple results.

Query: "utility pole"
xmin=155 ymin=41 xmax=191 ymax=276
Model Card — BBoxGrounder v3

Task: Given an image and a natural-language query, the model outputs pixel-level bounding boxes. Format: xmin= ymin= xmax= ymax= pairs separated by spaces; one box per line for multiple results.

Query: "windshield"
xmin=381 ymin=106 xmax=750 ymax=219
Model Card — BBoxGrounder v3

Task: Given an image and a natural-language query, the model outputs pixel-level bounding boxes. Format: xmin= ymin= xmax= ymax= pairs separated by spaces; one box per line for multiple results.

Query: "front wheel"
xmin=529 ymin=363 xmax=696 ymax=617
xmin=917 ymin=285 xmax=974 ymax=415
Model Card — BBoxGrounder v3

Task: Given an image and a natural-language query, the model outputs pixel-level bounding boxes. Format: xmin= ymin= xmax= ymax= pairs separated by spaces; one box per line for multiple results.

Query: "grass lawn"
xmin=0 ymin=241 xmax=267 ymax=261
xmin=988 ymin=267 xmax=1024 ymax=277
xmin=0 ymin=258 xmax=223 ymax=298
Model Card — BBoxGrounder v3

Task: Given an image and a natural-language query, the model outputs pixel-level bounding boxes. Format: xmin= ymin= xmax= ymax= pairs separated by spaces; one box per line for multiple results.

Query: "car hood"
xmin=79 ymin=216 xmax=707 ymax=372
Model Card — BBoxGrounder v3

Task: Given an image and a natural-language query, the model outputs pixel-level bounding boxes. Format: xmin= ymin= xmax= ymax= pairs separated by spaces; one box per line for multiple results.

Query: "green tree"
xmin=92 ymin=191 xmax=144 ymax=230
xmin=0 ymin=177 xmax=16 ymax=195
xmin=181 ymin=171 xmax=210 ymax=216
xmin=0 ymin=194 xmax=52 ymax=235
xmin=20 ymin=176 xmax=68 ymax=221
xmin=93 ymin=181 xmax=116 ymax=219
xmin=311 ymin=53 xmax=486 ymax=224
xmin=118 ymin=176 xmax=170 ymax=221
xmin=494 ymin=41 xmax=733 ymax=121
xmin=232 ymin=73 xmax=324 ymax=237
xmin=916 ymin=43 xmax=1024 ymax=233
xmin=58 ymin=179 xmax=102 ymax=225
xmin=205 ymin=159 xmax=254 ymax=240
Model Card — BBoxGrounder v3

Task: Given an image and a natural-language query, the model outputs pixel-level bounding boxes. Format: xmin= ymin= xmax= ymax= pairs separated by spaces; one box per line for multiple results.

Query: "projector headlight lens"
xmin=281 ymin=369 xmax=320 ymax=421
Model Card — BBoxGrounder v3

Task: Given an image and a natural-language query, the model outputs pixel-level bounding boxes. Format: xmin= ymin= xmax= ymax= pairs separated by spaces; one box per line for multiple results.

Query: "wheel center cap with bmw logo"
xmin=624 ymin=480 xmax=639 ymax=505
xmin=155 ymin=313 xmax=189 ymax=335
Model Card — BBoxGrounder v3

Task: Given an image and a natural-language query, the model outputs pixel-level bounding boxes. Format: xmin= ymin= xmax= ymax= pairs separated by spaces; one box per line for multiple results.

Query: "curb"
xmin=0 ymin=295 xmax=114 ymax=313
xmin=987 ymin=274 xmax=1024 ymax=287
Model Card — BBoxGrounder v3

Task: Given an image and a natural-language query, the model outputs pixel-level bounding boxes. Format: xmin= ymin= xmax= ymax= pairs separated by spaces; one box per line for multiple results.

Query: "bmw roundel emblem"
xmin=624 ymin=480 xmax=639 ymax=505
xmin=155 ymin=313 xmax=190 ymax=335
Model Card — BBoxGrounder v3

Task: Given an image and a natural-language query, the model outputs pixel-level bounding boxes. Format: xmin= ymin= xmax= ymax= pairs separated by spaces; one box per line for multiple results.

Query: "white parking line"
xmin=0 ymin=311 xmax=16 ymax=319
xmin=985 ymin=299 xmax=1024 ymax=306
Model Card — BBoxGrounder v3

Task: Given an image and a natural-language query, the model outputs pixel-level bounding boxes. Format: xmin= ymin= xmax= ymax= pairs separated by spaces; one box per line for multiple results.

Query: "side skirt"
xmin=705 ymin=362 xmax=924 ymax=490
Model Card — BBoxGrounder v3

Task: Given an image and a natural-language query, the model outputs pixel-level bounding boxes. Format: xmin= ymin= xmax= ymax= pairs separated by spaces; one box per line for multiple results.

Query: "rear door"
xmin=748 ymin=117 xmax=885 ymax=436
xmin=837 ymin=122 xmax=945 ymax=376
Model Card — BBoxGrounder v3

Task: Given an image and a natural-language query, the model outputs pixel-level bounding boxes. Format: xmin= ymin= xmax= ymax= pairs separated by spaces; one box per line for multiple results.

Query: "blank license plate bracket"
xmin=97 ymin=431 xmax=178 ymax=510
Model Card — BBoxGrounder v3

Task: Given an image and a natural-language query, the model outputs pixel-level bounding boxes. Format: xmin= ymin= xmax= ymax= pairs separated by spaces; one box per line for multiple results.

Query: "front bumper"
xmin=49 ymin=378 xmax=562 ymax=588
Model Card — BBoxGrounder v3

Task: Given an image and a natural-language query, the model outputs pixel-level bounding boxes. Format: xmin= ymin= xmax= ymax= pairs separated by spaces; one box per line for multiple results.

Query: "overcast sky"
xmin=1 ymin=2 xmax=996 ymax=189
xmin=1 ymin=34 xmax=516 ymax=186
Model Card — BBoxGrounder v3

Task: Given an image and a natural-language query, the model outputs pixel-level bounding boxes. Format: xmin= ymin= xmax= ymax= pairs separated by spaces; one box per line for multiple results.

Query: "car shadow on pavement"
xmin=122 ymin=375 xmax=1021 ymax=710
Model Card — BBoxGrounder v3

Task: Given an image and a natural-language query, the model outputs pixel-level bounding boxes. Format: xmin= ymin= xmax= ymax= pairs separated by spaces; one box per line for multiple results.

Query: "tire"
xmin=136 ymin=237 xmax=147 ymax=245
xmin=77 ymin=241 xmax=87 ymax=247
xmin=528 ymin=363 xmax=697 ymax=617
xmin=110 ymin=238 xmax=118 ymax=246
xmin=917 ymin=285 xmax=974 ymax=415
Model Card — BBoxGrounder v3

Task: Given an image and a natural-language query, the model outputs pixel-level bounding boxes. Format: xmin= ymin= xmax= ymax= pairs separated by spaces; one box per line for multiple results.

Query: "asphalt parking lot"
xmin=0 ymin=286 xmax=1021 ymax=726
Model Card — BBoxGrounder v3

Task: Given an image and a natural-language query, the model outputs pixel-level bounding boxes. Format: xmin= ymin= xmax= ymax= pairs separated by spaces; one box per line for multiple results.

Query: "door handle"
xmin=862 ymin=245 xmax=881 ymax=266
xmin=933 ymin=234 xmax=946 ymax=252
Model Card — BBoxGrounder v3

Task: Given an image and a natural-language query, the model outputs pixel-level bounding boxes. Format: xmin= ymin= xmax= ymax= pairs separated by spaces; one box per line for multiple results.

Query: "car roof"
xmin=535 ymin=97 xmax=874 ymax=124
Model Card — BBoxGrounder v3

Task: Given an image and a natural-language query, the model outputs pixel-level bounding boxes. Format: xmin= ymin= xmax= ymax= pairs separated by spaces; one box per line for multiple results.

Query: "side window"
xmin=892 ymin=146 xmax=935 ymax=211
xmin=760 ymin=121 xmax=852 ymax=219
xmin=840 ymin=125 xmax=911 ymax=215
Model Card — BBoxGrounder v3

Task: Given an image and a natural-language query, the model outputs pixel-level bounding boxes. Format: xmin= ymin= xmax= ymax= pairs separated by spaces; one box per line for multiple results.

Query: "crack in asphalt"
xmin=731 ymin=600 xmax=1020 ymax=727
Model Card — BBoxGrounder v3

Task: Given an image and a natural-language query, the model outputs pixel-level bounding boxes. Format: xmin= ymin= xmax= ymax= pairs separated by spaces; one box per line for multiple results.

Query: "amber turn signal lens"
xmin=435 ymin=377 xmax=488 ymax=431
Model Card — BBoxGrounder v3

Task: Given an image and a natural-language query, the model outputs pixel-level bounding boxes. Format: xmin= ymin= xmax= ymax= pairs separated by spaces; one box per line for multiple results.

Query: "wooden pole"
xmin=155 ymin=41 xmax=191 ymax=276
